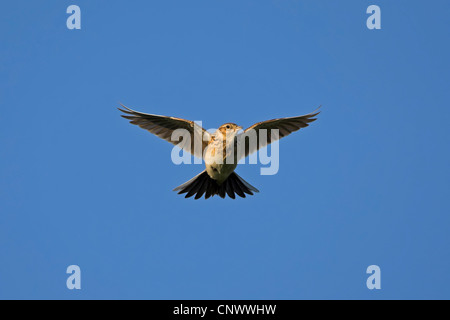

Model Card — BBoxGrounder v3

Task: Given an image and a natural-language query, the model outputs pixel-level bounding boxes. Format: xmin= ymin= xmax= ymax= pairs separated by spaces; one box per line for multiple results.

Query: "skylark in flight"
xmin=119 ymin=105 xmax=320 ymax=199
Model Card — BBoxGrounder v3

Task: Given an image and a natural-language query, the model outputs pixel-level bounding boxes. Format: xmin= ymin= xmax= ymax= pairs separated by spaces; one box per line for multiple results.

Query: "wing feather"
xmin=238 ymin=107 xmax=320 ymax=159
xmin=119 ymin=104 xmax=210 ymax=159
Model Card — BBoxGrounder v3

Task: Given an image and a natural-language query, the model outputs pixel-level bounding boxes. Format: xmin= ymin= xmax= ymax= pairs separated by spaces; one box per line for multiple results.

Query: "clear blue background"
xmin=1 ymin=0 xmax=449 ymax=299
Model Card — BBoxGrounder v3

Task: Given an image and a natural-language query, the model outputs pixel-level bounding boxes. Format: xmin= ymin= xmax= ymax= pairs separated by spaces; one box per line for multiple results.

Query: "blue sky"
xmin=1 ymin=0 xmax=449 ymax=299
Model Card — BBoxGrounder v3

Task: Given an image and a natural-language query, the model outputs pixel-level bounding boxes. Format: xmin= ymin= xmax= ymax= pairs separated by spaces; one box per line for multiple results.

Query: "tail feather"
xmin=205 ymin=182 xmax=213 ymax=199
xmin=195 ymin=178 xmax=209 ymax=200
xmin=173 ymin=171 xmax=205 ymax=192
xmin=185 ymin=178 xmax=203 ymax=198
xmin=237 ymin=176 xmax=259 ymax=194
xmin=234 ymin=175 xmax=253 ymax=195
xmin=229 ymin=177 xmax=245 ymax=198
xmin=224 ymin=180 xmax=236 ymax=199
xmin=173 ymin=171 xmax=259 ymax=200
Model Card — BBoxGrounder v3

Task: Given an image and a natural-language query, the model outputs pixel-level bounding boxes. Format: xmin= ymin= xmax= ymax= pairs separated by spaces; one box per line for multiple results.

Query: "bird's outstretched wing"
xmin=119 ymin=105 xmax=211 ymax=159
xmin=238 ymin=107 xmax=320 ymax=159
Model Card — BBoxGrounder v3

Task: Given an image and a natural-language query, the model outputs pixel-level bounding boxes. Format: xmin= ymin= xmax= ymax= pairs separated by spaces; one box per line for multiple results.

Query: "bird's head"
xmin=217 ymin=123 xmax=243 ymax=137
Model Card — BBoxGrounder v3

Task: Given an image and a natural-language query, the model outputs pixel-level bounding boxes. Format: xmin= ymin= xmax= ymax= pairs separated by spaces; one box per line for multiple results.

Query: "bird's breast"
xmin=204 ymin=139 xmax=238 ymax=183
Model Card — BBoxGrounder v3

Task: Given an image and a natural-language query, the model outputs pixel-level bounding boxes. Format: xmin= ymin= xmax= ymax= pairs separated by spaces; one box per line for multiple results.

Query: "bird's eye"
xmin=226 ymin=125 xmax=230 ymax=129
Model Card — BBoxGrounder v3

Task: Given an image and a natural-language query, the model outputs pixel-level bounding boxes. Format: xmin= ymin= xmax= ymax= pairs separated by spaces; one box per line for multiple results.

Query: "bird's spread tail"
xmin=173 ymin=171 xmax=259 ymax=199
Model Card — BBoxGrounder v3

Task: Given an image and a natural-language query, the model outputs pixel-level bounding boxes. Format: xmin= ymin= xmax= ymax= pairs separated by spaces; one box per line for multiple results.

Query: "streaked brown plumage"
xmin=119 ymin=104 xmax=320 ymax=199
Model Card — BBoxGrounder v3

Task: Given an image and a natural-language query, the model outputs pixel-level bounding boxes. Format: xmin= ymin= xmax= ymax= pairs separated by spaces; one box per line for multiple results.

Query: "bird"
xmin=119 ymin=104 xmax=320 ymax=199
